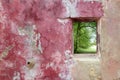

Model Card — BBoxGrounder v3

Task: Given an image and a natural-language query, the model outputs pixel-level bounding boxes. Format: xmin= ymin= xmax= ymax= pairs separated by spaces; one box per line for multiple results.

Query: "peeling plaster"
xmin=59 ymin=72 xmax=73 ymax=80
xmin=4 ymin=60 xmax=14 ymax=68
xmin=0 ymin=0 xmax=104 ymax=80
xmin=0 ymin=2 xmax=6 ymax=24
xmin=21 ymin=57 xmax=40 ymax=80
xmin=62 ymin=0 xmax=78 ymax=17
xmin=0 ymin=46 xmax=13 ymax=61
xmin=57 ymin=19 xmax=70 ymax=25
xmin=22 ymin=66 xmax=37 ymax=80
xmin=65 ymin=50 xmax=74 ymax=67
xmin=17 ymin=25 xmax=43 ymax=79
xmin=64 ymin=50 xmax=74 ymax=80
xmin=18 ymin=25 xmax=43 ymax=55
xmin=13 ymin=72 xmax=20 ymax=80
xmin=45 ymin=62 xmax=54 ymax=69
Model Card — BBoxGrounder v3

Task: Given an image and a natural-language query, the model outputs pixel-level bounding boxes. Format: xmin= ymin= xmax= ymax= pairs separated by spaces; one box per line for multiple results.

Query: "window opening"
xmin=73 ymin=21 xmax=97 ymax=54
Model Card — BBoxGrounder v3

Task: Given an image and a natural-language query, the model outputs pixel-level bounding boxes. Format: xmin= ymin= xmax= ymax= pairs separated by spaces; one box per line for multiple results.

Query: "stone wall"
xmin=2 ymin=0 xmax=120 ymax=80
xmin=101 ymin=0 xmax=120 ymax=80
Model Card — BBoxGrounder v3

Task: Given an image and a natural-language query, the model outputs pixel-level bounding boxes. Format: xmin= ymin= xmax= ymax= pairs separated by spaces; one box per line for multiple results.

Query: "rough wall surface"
xmin=71 ymin=56 xmax=102 ymax=80
xmin=101 ymin=0 xmax=120 ymax=80
xmin=0 ymin=0 xmax=103 ymax=80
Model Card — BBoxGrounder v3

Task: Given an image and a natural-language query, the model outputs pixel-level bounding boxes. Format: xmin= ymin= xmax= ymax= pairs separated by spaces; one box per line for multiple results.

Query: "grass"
xmin=75 ymin=45 xmax=96 ymax=54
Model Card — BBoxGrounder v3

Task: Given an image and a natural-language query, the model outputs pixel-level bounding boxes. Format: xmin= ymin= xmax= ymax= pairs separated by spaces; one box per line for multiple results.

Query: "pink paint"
xmin=0 ymin=0 xmax=103 ymax=80
xmin=76 ymin=1 xmax=103 ymax=17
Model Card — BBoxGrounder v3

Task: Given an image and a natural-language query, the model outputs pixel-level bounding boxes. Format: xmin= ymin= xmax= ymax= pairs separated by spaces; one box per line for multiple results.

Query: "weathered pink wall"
xmin=0 ymin=0 xmax=104 ymax=80
xmin=0 ymin=0 xmax=73 ymax=80
xmin=101 ymin=0 xmax=120 ymax=80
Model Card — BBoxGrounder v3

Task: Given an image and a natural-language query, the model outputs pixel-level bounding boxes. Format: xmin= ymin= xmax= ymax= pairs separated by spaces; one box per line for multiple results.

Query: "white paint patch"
xmin=62 ymin=0 xmax=78 ymax=17
xmin=37 ymin=33 xmax=43 ymax=53
xmin=21 ymin=57 xmax=39 ymax=80
xmin=57 ymin=19 xmax=69 ymax=25
xmin=18 ymin=27 xmax=26 ymax=36
xmin=62 ymin=50 xmax=74 ymax=80
xmin=13 ymin=72 xmax=20 ymax=80
xmin=65 ymin=50 xmax=74 ymax=68
xmin=5 ymin=61 xmax=14 ymax=68
xmin=23 ymin=67 xmax=37 ymax=80
xmin=0 ymin=2 xmax=7 ymax=25
xmin=59 ymin=72 xmax=73 ymax=80
xmin=18 ymin=24 xmax=43 ymax=55
xmin=45 ymin=62 xmax=54 ymax=69
xmin=59 ymin=73 xmax=67 ymax=79
xmin=17 ymin=25 xmax=43 ymax=79
xmin=65 ymin=50 xmax=73 ymax=59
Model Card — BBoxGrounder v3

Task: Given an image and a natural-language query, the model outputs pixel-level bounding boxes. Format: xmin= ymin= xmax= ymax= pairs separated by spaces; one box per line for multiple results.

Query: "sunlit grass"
xmin=75 ymin=45 xmax=96 ymax=54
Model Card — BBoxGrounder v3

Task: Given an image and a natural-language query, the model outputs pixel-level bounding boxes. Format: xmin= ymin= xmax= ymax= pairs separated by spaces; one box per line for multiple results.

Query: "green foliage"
xmin=73 ymin=21 xmax=97 ymax=53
